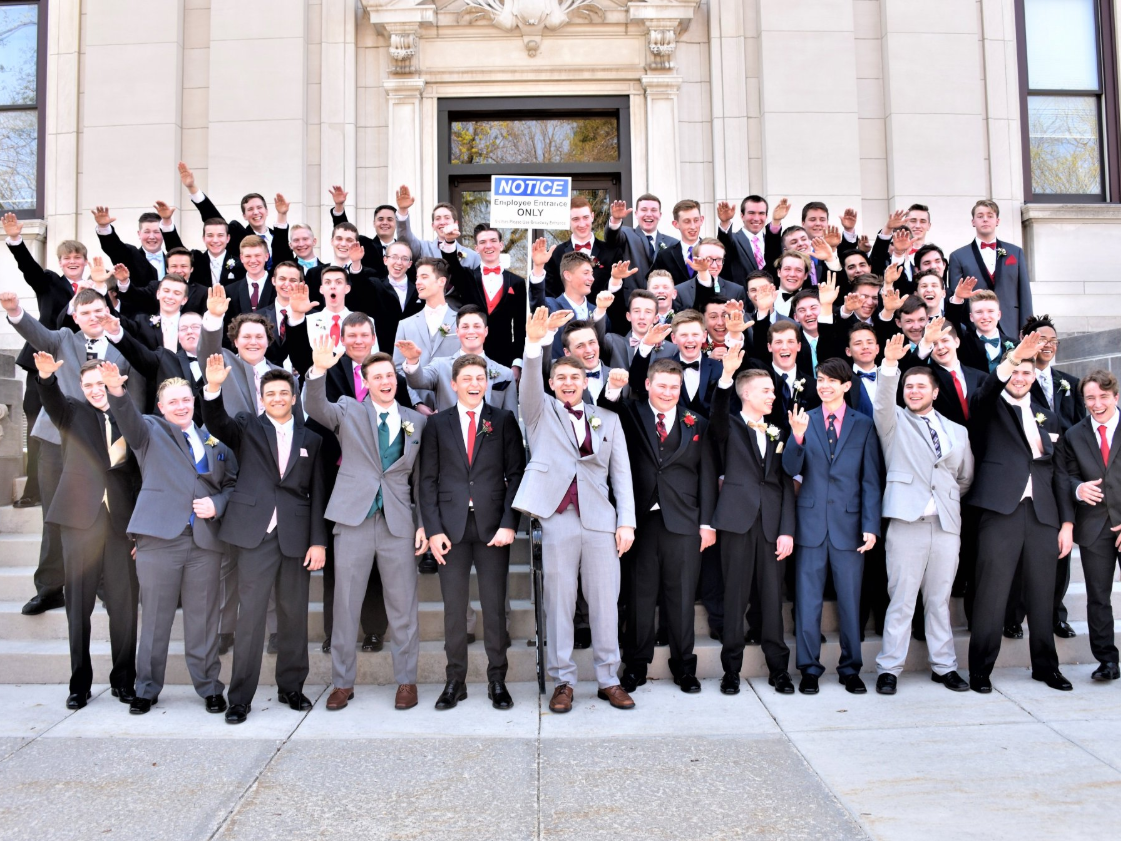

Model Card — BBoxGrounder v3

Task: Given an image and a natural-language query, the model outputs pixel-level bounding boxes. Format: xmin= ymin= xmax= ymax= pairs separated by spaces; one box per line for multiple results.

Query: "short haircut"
xmin=913 ymin=268 xmax=944 ymax=287
xmin=735 ymin=368 xmax=772 ymax=392
xmin=777 ymin=250 xmax=811 ymax=273
xmin=451 ymin=353 xmax=487 ymax=380
xmin=646 ymin=269 xmax=673 ymax=285
xmin=898 ymin=295 xmax=928 ymax=317
xmin=1080 ymin=369 xmax=1119 ymax=397
xmin=767 ymin=320 xmax=799 ymax=342
xmin=240 ymin=234 xmax=269 ymax=255
xmin=73 ymin=289 xmax=106 ymax=308
xmin=816 ymin=357 xmax=851 ymax=383
xmin=801 ymin=201 xmax=829 ymax=221
xmin=670 ymin=309 xmax=705 ymax=332
xmin=696 ymin=236 xmax=724 ymax=253
xmin=843 ymin=250 xmax=870 ymax=266
xmin=702 ymin=294 xmax=729 ymax=314
xmin=561 ymin=318 xmax=598 ymax=348
xmin=165 ymin=246 xmax=192 ymax=261
xmin=137 ymin=212 xmax=160 ymax=227
xmin=847 ymin=322 xmax=878 ymax=344
xmin=559 ymin=250 xmax=592 ymax=277
xmin=781 ymin=226 xmax=808 ymax=247
xmin=360 ymin=351 xmax=395 ymax=379
xmin=56 ymin=240 xmax=87 ymax=259
xmin=672 ymin=199 xmax=701 ymax=219
xmin=156 ymin=376 xmax=192 ymax=401
xmin=456 ymin=303 xmax=487 ymax=326
xmin=635 ymin=193 xmax=661 ymax=208
xmin=260 ymin=369 xmax=296 ymax=395
xmin=1022 ymin=313 xmax=1057 ymax=335
xmin=969 ymin=289 xmax=1000 ymax=308
xmin=414 ymin=256 xmax=449 ymax=281
xmin=907 ymin=203 xmax=931 ymax=220
xmin=550 ymin=356 xmax=586 ymax=375
xmin=852 ymin=273 xmax=883 ymax=291
xmin=746 ymin=270 xmax=775 ymax=286
xmin=627 ymin=288 xmax=658 ymax=310
xmin=157 ymin=273 xmax=188 ymax=290
xmin=332 ymin=222 xmax=359 ymax=237
xmin=790 ymin=289 xmax=820 ymax=311
xmin=373 ymin=204 xmax=396 ymax=217
xmin=474 ymin=226 xmax=503 ymax=242
xmin=203 ymin=217 xmax=228 ymax=233
xmin=319 ymin=265 xmax=348 ymax=284
xmin=972 ymin=199 xmax=1000 ymax=218
xmin=940 ymin=321 xmax=961 ymax=340
xmin=431 ymin=202 xmax=458 ymax=222
xmin=570 ymin=195 xmax=592 ymax=212
xmin=290 ymin=223 xmax=314 ymax=237
xmin=240 ymin=193 xmax=267 ymax=213
xmin=739 ymin=194 xmax=768 ymax=215
xmin=341 ymin=312 xmax=374 ymax=333
xmin=227 ymin=312 xmax=275 ymax=346
xmin=647 ymin=358 xmax=683 ymax=380
xmin=902 ymin=366 xmax=938 ymax=389
xmin=273 ymin=260 xmax=306 ymax=280
xmin=79 ymin=359 xmax=103 ymax=378
xmin=913 ymin=243 xmax=946 ymax=267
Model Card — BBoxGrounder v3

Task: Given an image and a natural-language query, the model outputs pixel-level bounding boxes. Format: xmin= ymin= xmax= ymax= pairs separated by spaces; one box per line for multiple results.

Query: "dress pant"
xmin=720 ymin=515 xmax=789 ymax=677
xmin=1078 ymin=528 xmax=1121 ymax=665
xmin=22 ymin=381 xmax=41 ymax=499
xmin=33 ymin=441 xmax=64 ymax=598
xmin=219 ymin=549 xmax=278 ymax=638
xmin=322 ymin=533 xmax=388 ymax=642
xmin=59 ymin=506 xmax=137 ymax=696
xmin=1003 ymin=554 xmax=1072 ymax=629
xmin=969 ymin=501 xmax=1060 ymax=677
xmin=951 ymin=505 xmax=982 ymax=626
xmin=795 ymin=539 xmax=864 ymax=677
xmin=437 ymin=512 xmax=509 ymax=683
xmin=228 ymin=529 xmax=311 ymax=706
xmin=697 ymin=541 xmax=724 ymax=634
xmin=332 ymin=512 xmax=419 ymax=688
xmin=876 ymin=516 xmax=959 ymax=677
xmin=860 ymin=518 xmax=890 ymax=636
xmin=624 ymin=510 xmax=701 ymax=680
xmin=541 ymin=506 xmax=621 ymax=689
xmin=134 ymin=528 xmax=224 ymax=701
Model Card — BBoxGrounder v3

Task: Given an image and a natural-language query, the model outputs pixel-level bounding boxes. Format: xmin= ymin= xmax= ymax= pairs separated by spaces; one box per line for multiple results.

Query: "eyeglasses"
xmin=1039 ymin=339 xmax=1061 ymax=348
xmin=386 ymin=255 xmax=412 ymax=264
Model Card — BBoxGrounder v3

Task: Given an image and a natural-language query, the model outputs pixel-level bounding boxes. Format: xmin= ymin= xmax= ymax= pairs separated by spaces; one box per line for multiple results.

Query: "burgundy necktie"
xmin=574 ymin=242 xmax=590 ymax=252
xmin=979 ymin=241 xmax=997 ymax=250
xmin=279 ymin=308 xmax=288 ymax=340
xmin=656 ymin=412 xmax=668 ymax=443
xmin=250 ymin=281 xmax=260 ymax=310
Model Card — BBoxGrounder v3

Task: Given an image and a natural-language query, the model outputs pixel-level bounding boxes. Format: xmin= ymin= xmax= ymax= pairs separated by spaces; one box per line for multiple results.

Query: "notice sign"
xmin=489 ymin=175 xmax=572 ymax=229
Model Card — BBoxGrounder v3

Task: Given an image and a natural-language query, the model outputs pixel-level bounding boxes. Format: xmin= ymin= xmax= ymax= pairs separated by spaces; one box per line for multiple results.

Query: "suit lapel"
xmin=197 ymin=424 xmax=214 ymax=474
xmin=831 ymin=408 xmax=853 ymax=460
xmin=635 ymin=402 xmax=661 ymax=460
xmin=470 ymin=403 xmax=490 ymax=465
xmin=969 ymin=241 xmax=993 ymax=282
xmin=282 ymin=424 xmax=304 ymax=481
xmin=260 ymin=415 xmax=281 ymax=475
xmin=552 ymin=399 xmax=582 ymax=453
xmin=665 ymin=411 xmax=694 ymax=466
xmin=1106 ymin=420 xmax=1121 ymax=469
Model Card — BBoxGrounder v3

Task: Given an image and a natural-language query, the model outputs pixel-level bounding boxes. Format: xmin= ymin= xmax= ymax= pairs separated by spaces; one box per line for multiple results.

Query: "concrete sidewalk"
xmin=0 ymin=666 xmax=1118 ymax=840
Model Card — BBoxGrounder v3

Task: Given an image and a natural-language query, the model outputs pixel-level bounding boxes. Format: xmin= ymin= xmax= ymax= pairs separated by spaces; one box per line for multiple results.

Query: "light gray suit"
xmin=404 ymin=352 xmax=518 ymax=413
xmin=513 ymin=344 xmax=635 ymax=688
xmin=873 ymin=363 xmax=974 ymax=677
xmin=397 ymin=213 xmax=481 ymax=268
xmin=304 ymin=372 xmax=427 ymax=688
xmin=107 ymin=390 xmax=238 ymax=702
xmin=392 ymin=306 xmax=461 ymax=407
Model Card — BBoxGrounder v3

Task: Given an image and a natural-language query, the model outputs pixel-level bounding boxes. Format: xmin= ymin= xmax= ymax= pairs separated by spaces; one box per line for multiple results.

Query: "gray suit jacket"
xmin=10 ymin=313 xmax=144 ymax=445
xmin=106 ymin=390 xmax=237 ymax=551
xmin=512 ymin=346 xmax=635 ymax=533
xmin=404 ymin=352 xmax=518 ymax=413
xmin=605 ymin=224 xmax=679 ymax=290
xmin=396 ymin=214 xmax=480 ymax=269
xmin=391 ymin=307 xmax=461 ymax=368
xmin=604 ymin=332 xmax=677 ymax=366
xmin=304 ymin=372 xmax=426 ymax=536
xmin=873 ymin=364 xmax=974 ymax=535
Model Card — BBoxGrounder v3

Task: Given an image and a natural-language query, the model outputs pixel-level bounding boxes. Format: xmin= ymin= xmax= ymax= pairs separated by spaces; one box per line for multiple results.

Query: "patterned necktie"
xmin=279 ymin=308 xmax=288 ymax=341
xmin=655 ymin=412 xmax=667 ymax=443
xmin=250 ymin=281 xmax=260 ymax=310
xmin=922 ymin=416 xmax=942 ymax=459
xmin=826 ymin=413 xmax=838 ymax=459
xmin=1100 ymin=424 xmax=1111 ymax=466
xmin=751 ymin=236 xmax=764 ymax=269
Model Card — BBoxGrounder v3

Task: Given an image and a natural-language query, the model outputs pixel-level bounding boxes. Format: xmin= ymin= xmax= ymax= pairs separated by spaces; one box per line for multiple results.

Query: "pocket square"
xmin=217 ymin=452 xmax=225 ymax=462
xmin=492 ymin=381 xmax=511 ymax=391
xmin=300 ymin=448 xmax=309 ymax=457
xmin=1049 ymin=432 xmax=1059 ymax=442
xmin=776 ymin=442 xmax=784 ymax=454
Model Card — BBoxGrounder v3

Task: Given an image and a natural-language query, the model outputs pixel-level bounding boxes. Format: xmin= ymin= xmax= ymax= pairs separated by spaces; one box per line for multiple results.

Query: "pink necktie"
xmin=267 ymin=426 xmax=291 ymax=532
xmin=752 ymin=237 xmax=763 ymax=268
xmin=354 ymin=364 xmax=368 ymax=402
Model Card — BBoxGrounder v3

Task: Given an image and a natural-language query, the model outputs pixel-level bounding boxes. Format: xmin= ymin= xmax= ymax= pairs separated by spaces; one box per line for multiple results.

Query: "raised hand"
xmin=953 ymin=276 xmax=978 ymax=301
xmin=824 ymin=225 xmax=843 ymax=249
xmin=922 ymin=315 xmax=952 ymax=347
xmin=273 ymin=193 xmax=290 ymax=217
xmin=311 ymin=333 xmax=344 ymax=372
xmin=97 ymin=311 xmax=122 ymax=336
xmin=32 ymin=352 xmax=63 ymax=378
xmin=755 ymin=280 xmax=776 ymax=315
xmin=545 ymin=309 xmax=574 ymax=333
xmin=394 ymin=339 xmax=422 ymax=365
xmin=857 ymin=234 xmax=871 ymax=253
xmin=818 ymin=272 xmax=839 ymax=309
xmin=610 ymin=260 xmax=638 ymax=281
xmin=841 ymin=207 xmax=858 ymax=232
xmin=881 ymin=288 xmax=908 ymax=315
xmin=607 ymin=368 xmax=629 ymax=391
xmin=722 ymin=342 xmax=745 ymax=378
xmin=772 ymin=197 xmax=791 ymax=225
xmin=328 ymin=185 xmax=348 ymax=209
xmin=884 ymin=261 xmax=904 ymax=291
xmin=595 ymin=290 xmax=615 ymax=313
xmin=112 ymin=263 xmax=130 ymax=285
xmin=178 ymin=161 xmax=197 ymax=192
xmin=716 ymin=200 xmax=735 ymax=226
xmin=891 ymin=227 xmax=912 ymax=256
xmin=884 ymin=207 xmax=906 ymax=233
xmin=97 ymin=361 xmax=128 ymax=391
xmin=395 ymin=184 xmax=415 ymax=212
xmin=207 ymin=284 xmax=230 ymax=318
xmin=843 ymin=292 xmax=864 ymax=315
xmin=205 ymin=353 xmax=232 ymax=388
xmin=642 ymin=322 xmax=673 ymax=347
xmin=609 ymin=200 xmax=631 ymax=223
xmin=2 ymin=212 xmax=23 ymax=239
xmin=91 ymin=205 xmax=116 ymax=228
xmin=686 ymin=255 xmax=712 ymax=276
xmin=442 ymin=223 xmax=461 ymax=242
xmin=153 ymin=200 xmax=175 ymax=222
xmin=883 ymin=332 xmax=907 ymax=363
xmin=526 ymin=307 xmax=549 ymax=344
xmin=788 ymin=404 xmax=809 ymax=440
xmin=810 ymin=236 xmax=834 ymax=262
xmin=348 ymin=242 xmax=365 ymax=269
xmin=1011 ymin=330 xmax=1043 ymax=363
xmin=0 ymin=291 xmax=20 ymax=316
xmin=725 ymin=305 xmax=754 ymax=338
xmin=89 ymin=256 xmax=110 ymax=285
xmin=287 ymin=281 xmax=320 ymax=315
xmin=531 ymin=236 xmax=556 ymax=270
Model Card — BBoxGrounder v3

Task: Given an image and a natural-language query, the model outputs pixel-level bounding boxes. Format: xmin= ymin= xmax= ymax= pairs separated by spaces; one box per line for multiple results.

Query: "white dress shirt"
xmin=265 ymin=414 xmax=295 ymax=532
xmin=183 ymin=423 xmax=206 ymax=463
xmin=159 ymin=311 xmax=180 ymax=352
xmin=976 ymin=237 xmax=998 ymax=275
xmin=739 ymin=410 xmax=769 ymax=457
xmin=388 ymin=276 xmax=409 ymax=307
xmin=680 ymin=356 xmax=702 ymax=400
xmin=1002 ymin=390 xmax=1044 ymax=500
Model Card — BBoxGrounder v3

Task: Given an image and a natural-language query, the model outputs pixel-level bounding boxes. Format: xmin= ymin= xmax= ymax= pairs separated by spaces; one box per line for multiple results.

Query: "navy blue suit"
xmin=781 ymin=406 xmax=883 ymax=677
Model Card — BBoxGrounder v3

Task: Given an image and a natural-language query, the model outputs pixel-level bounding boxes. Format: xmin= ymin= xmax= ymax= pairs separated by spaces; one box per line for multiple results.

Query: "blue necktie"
xmin=982 ymin=336 xmax=1001 ymax=372
xmin=686 ymin=244 xmax=695 ymax=278
xmin=185 ymin=432 xmax=206 ymax=525
xmin=855 ymin=371 xmax=875 ymax=417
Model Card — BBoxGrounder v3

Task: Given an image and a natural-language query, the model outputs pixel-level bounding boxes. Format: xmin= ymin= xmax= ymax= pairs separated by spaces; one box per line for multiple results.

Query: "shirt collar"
xmin=649 ymin=402 xmax=675 ymax=425
xmin=265 ymin=414 xmax=295 ymax=434
xmin=825 ymin=402 xmax=847 ymax=422
xmin=1001 ymin=390 xmax=1031 ymax=409
xmin=372 ymin=401 xmax=400 ymax=419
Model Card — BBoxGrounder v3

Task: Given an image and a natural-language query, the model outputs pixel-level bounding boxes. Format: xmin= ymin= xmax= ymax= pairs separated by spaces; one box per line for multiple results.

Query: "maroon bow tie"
xmin=482 ymin=266 xmax=502 ymax=275
xmin=573 ymin=242 xmax=591 ymax=252
xmin=979 ymin=241 xmax=997 ymax=250
xmin=565 ymin=405 xmax=584 ymax=419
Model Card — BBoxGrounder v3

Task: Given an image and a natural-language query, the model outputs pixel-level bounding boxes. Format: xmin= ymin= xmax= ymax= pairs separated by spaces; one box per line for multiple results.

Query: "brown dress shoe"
xmin=326 ymin=687 xmax=354 ymax=711
xmin=549 ymin=683 xmax=574 ymax=713
xmin=597 ymin=685 xmax=636 ymax=709
xmin=395 ymin=684 xmax=418 ymax=710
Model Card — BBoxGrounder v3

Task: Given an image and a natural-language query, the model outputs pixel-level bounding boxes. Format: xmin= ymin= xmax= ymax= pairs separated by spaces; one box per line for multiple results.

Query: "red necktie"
xmin=1100 ymin=424 xmax=1110 ymax=466
xmin=330 ymin=314 xmax=341 ymax=346
xmin=279 ymin=308 xmax=288 ymax=340
xmin=250 ymin=281 xmax=260 ymax=310
xmin=979 ymin=241 xmax=997 ymax=250
xmin=574 ymin=242 xmax=590 ymax=252
xmin=482 ymin=266 xmax=502 ymax=275
xmin=467 ymin=410 xmax=477 ymax=465
xmin=951 ymin=371 xmax=969 ymax=420
xmin=656 ymin=412 xmax=668 ymax=443
xmin=71 ymin=282 xmax=78 ymax=295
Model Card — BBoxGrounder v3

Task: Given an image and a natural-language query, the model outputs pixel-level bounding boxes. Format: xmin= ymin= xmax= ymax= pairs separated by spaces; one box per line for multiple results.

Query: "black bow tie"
xmin=681 ymin=361 xmax=700 ymax=371
xmin=586 ymin=369 xmax=601 ymax=379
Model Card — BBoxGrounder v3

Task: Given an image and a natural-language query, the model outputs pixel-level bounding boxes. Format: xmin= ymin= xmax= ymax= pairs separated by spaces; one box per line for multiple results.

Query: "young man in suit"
xmin=787 ymin=279 xmax=844 ymax=372
xmin=767 ymin=252 xmax=812 ymax=318
xmin=514 ymin=307 xmax=637 ymax=713
xmin=393 ymin=185 xmax=480 ymax=269
xmin=285 ymin=223 xmax=327 ymax=274
xmin=305 ymin=344 xmax=429 ymax=712
xmin=649 ymin=199 xmax=705 ymax=288
xmin=603 ymin=289 xmax=674 ymax=366
xmin=345 ymin=240 xmax=423 ymax=357
xmin=845 ymin=323 xmax=882 ymax=417
xmin=782 ymin=358 xmax=883 ymax=695
xmin=3 ymin=289 xmax=145 ymax=617
xmin=1065 ymin=370 xmax=1121 ymax=682
xmin=442 ymin=227 xmax=526 ymax=369
xmin=947 ymin=200 xmax=1032 ymax=338
xmin=333 ymin=201 xmax=397 ymax=277
xmin=675 ymin=238 xmax=748 ymax=310
xmin=600 ymin=357 xmax=717 ymax=694
xmin=604 ymin=195 xmax=679 ymax=290
xmin=222 ymin=236 xmax=275 ymax=324
xmin=201 ymin=364 xmax=327 ymax=724
xmin=946 ymin=289 xmax=1015 ymax=374
xmin=113 ymin=273 xmax=191 ymax=352
xmin=418 ymin=354 xmax=526 ymax=710
xmin=647 ymin=271 xmax=679 ymax=324
xmin=872 ymin=336 xmax=974 ymax=695
xmin=630 ymin=310 xmax=724 ymax=418
xmin=178 ymin=162 xmax=285 ymax=257
xmin=530 ymin=243 xmax=621 ymax=358
xmin=965 ymin=332 xmax=1075 ymax=693
xmin=709 ymin=355 xmax=796 ymax=696
xmin=925 ymin=320 xmax=986 ymax=427
xmin=391 ymin=257 xmax=460 ymax=402
xmin=304 ymin=267 xmax=360 ymax=351
xmin=159 ymin=207 xmax=244 ymax=288
xmin=92 ymin=206 xmax=167 ymax=286
xmin=715 ymin=195 xmax=783 ymax=285
xmin=543 ymin=195 xmax=618 ymax=298
xmin=102 ymin=364 xmax=237 ymax=715
xmin=757 ymin=319 xmax=820 ymax=432
xmin=105 ymin=310 xmax=206 ymax=421
xmin=116 ymin=248 xmax=208 ymax=319
xmin=34 ymin=354 xmax=140 ymax=710
xmin=779 ymin=224 xmax=842 ymax=288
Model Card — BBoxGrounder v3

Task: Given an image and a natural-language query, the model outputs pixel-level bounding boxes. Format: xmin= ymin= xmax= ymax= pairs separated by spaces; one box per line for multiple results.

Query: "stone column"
xmin=384 ymin=78 xmax=426 ymax=214
xmin=43 ymin=0 xmax=82 ymax=248
xmin=708 ymin=0 xmax=751 ymax=206
xmin=641 ymin=75 xmax=683 ymax=215
xmin=319 ymin=0 xmax=357 ymax=236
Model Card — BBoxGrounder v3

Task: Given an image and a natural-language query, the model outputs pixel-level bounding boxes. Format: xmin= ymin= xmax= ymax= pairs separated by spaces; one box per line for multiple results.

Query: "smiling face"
xmin=363 ymin=360 xmax=398 ymax=407
xmin=673 ymin=208 xmax=703 ymax=244
xmin=58 ymin=249 xmax=88 ymax=282
xmin=342 ymin=320 xmax=375 ymax=363
xmin=242 ymin=197 xmax=268 ymax=230
xmin=906 ymin=209 xmax=931 ymax=241
xmin=384 ymin=242 xmax=412 ymax=280
xmin=167 ymin=254 xmax=193 ymax=281
xmin=647 ymin=371 xmax=681 ymax=413
xmin=451 ymin=363 xmax=488 ymax=410
xmin=240 ymin=245 xmax=268 ymax=278
xmin=138 ymin=221 xmax=164 ymax=254
xmin=816 ymin=373 xmax=850 ymax=405
xmin=916 ymin=276 xmax=945 ymax=312
xmin=331 ymin=229 xmax=357 ymax=263
xmin=1035 ymin=325 xmax=1058 ymax=365
xmin=969 ymin=300 xmax=1001 ymax=336
xmin=739 ymin=375 xmax=775 ymax=419
xmin=851 ymin=284 xmax=879 ymax=320
xmin=741 ymin=200 xmax=768 ymax=235
xmin=272 ymin=265 xmax=302 ymax=303
xmin=783 ymin=229 xmax=812 ymax=254
xmin=156 ymin=279 xmax=188 ymax=314
xmin=203 ymin=223 xmax=230 ymax=257
xmin=234 ymin=322 xmax=269 ymax=365
xmin=456 ymin=313 xmax=488 ymax=354
xmin=158 ymin=384 xmax=196 ymax=430
xmin=476 ymin=229 xmax=503 ymax=266
xmin=1006 ymin=360 xmax=1036 ymax=400
xmin=549 ymin=362 xmax=588 ymax=408
xmin=261 ymin=379 xmax=296 ymax=423
xmin=843 ymin=252 xmax=870 ymax=281
xmin=777 ymin=256 xmax=807 ymax=293
xmin=647 ymin=276 xmax=676 ymax=313
xmin=563 ymin=327 xmax=600 ymax=371
xmin=673 ymin=322 xmax=706 ymax=362
xmin=793 ymin=297 xmax=820 ymax=333
xmin=569 ymin=205 xmax=594 ymax=241
xmin=178 ymin=313 xmax=202 ymax=354
xmin=635 ymin=199 xmax=661 ymax=234
xmin=768 ymin=329 xmax=801 ymax=371
xmin=414 ymin=265 xmax=445 ymax=301
xmin=917 ymin=250 xmax=946 ymax=276
xmin=1083 ymin=381 xmax=1119 ymax=425
xmin=902 ymin=371 xmax=937 ymax=414
xmin=374 ymin=208 xmax=396 ymax=240
xmin=703 ymin=303 xmax=728 ymax=341
xmin=803 ymin=208 xmax=829 ymax=238
xmin=899 ymin=309 xmax=929 ymax=343
xmin=931 ymin=332 xmax=960 ymax=366
xmin=562 ymin=262 xmax=594 ymax=299
xmin=290 ymin=227 xmax=317 ymax=260
xmin=696 ymin=240 xmax=725 ymax=278
xmin=747 ymin=277 xmax=775 ymax=309
xmin=626 ymin=298 xmax=657 ymax=338
xmin=80 ymin=368 xmax=109 ymax=411
xmin=431 ymin=207 xmax=456 ymax=237
xmin=846 ymin=330 xmax=879 ymax=368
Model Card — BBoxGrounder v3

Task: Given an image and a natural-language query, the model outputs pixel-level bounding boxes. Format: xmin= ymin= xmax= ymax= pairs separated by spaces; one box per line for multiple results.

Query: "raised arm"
xmin=1 ymin=291 xmax=63 ymax=354
xmin=199 ymin=354 xmax=245 ymax=450
xmin=33 ymin=355 xmax=75 ymax=432
xmin=102 ymin=362 xmax=151 ymax=452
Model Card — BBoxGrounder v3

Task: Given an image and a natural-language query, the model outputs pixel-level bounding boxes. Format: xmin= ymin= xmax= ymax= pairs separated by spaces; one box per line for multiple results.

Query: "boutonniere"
xmin=457 ymin=251 xmax=466 ymax=261
xmin=658 ymin=241 xmax=667 ymax=250
xmin=767 ymin=425 xmax=780 ymax=441
xmin=792 ymin=378 xmax=806 ymax=394
xmin=225 ymin=259 xmax=236 ymax=269
xmin=149 ymin=315 xmax=161 ymax=326
xmin=204 ymin=435 xmax=219 ymax=447
xmin=682 ymin=412 xmax=697 ymax=427
xmin=701 ymin=339 xmax=715 ymax=354
xmin=996 ymin=247 xmax=1008 ymax=259
xmin=1059 ymin=379 xmax=1071 ymax=393
xmin=589 ymin=416 xmax=602 ymax=431
xmin=663 ymin=311 xmax=673 ymax=324
xmin=480 ymin=419 xmax=493 ymax=436
xmin=1034 ymin=412 xmax=1046 ymax=426
xmin=591 ymin=257 xmax=603 ymax=270
xmin=487 ymin=368 xmax=500 ymax=380
xmin=437 ymin=323 xmax=451 ymax=337
xmin=401 ymin=420 xmax=415 ymax=437
xmin=1004 ymin=341 xmax=1014 ymax=351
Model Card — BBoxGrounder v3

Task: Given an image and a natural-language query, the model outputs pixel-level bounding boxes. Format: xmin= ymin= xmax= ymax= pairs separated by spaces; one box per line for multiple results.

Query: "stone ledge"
xmin=1022 ymin=203 xmax=1121 ymax=223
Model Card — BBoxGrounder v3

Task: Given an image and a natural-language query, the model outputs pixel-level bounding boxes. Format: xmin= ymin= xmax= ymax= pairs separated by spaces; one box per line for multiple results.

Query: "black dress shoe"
xmin=21 ymin=592 xmax=65 ymax=615
xmin=1032 ymin=670 xmax=1073 ymax=691
xmin=466 ymin=633 xmax=477 ymax=645
xmin=620 ymin=671 xmax=647 ymax=693
xmin=321 ymin=637 xmax=331 ymax=653
xmin=111 ymin=687 xmax=136 ymax=704
xmin=225 ymin=703 xmax=251 ymax=724
xmin=418 ymin=553 xmax=438 ymax=574
xmin=1092 ymin=662 xmax=1120 ymax=681
xmin=1002 ymin=624 xmax=1024 ymax=640
xmin=205 ymin=694 xmax=228 ymax=713
xmin=488 ymin=681 xmax=514 ymax=709
xmin=744 ymin=630 xmax=761 ymax=646
xmin=573 ymin=627 xmax=592 ymax=650
xmin=799 ymin=674 xmax=820 ymax=695
xmin=277 ymin=690 xmax=313 ymax=711
xmin=66 ymin=691 xmax=92 ymax=710
xmin=654 ymin=627 xmax=669 ymax=647
xmin=266 ymin=633 xmax=278 ymax=655
xmin=12 ymin=495 xmax=40 ymax=508
xmin=720 ymin=672 xmax=740 ymax=695
xmin=218 ymin=633 xmax=235 ymax=655
xmin=435 ymin=680 xmax=467 ymax=710
xmin=840 ymin=674 xmax=867 ymax=694
xmin=932 ymin=670 xmax=970 ymax=692
xmin=129 ymin=696 xmax=157 ymax=714
xmin=769 ymin=672 xmax=795 ymax=695
xmin=675 ymin=674 xmax=702 ymax=694
xmin=969 ymin=674 xmax=992 ymax=694
xmin=708 ymin=629 xmax=722 ymax=641
xmin=876 ymin=674 xmax=897 ymax=695
xmin=1053 ymin=621 xmax=1077 ymax=639
xmin=361 ymin=633 xmax=383 ymax=652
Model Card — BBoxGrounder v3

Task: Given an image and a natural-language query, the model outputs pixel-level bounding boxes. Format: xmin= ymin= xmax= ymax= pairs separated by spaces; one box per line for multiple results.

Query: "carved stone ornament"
xmin=459 ymin=0 xmax=606 ymax=56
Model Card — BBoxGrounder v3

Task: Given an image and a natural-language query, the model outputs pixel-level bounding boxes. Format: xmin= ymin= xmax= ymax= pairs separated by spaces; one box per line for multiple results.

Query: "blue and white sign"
xmin=489 ymin=175 xmax=572 ymax=229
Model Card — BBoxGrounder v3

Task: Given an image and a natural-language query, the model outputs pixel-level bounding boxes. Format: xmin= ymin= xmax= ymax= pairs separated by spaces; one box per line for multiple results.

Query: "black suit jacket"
xmin=37 ymin=373 xmax=140 ymax=534
xmin=544 ymin=238 xmax=620 ymax=299
xmin=716 ymin=224 xmax=783 ymax=285
xmin=1065 ymin=415 xmax=1121 ymax=546
xmin=200 ymin=398 xmax=328 ymax=556
xmin=650 ymin=243 xmax=698 ymax=287
xmin=345 ymin=275 xmax=423 ymax=352
xmin=96 ymin=226 xmax=166 ymax=290
xmin=1030 ymin=368 xmax=1085 ymax=432
xmin=190 ymin=194 xmax=282 ymax=265
xmin=224 ymin=276 xmax=277 ymax=324
xmin=628 ymin=346 xmax=725 ymax=419
xmin=925 ymin=361 xmax=987 ymax=428
xmin=418 ymin=403 xmax=525 ymax=543
xmin=161 ymin=226 xmax=244 ymax=288
xmin=108 ymin=326 xmax=202 ymax=421
xmin=6 ymin=240 xmax=75 ymax=371
xmin=444 ymin=249 xmax=527 ymax=368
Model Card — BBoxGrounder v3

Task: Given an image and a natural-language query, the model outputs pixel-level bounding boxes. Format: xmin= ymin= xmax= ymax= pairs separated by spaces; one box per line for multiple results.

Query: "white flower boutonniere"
xmin=225 ymin=259 xmax=236 ymax=269
xmin=1059 ymin=379 xmax=1071 ymax=393
xmin=996 ymin=247 xmax=1008 ymax=259
xmin=204 ymin=435 xmax=219 ymax=448
xmin=766 ymin=425 xmax=780 ymax=441
xmin=149 ymin=315 xmax=161 ymax=326
xmin=437 ymin=324 xmax=451 ymax=337
xmin=1004 ymin=341 xmax=1015 ymax=351
xmin=401 ymin=420 xmax=415 ymax=437
xmin=589 ymin=416 xmax=602 ymax=431
xmin=792 ymin=378 xmax=806 ymax=395
xmin=1034 ymin=412 xmax=1046 ymax=426
xmin=658 ymin=241 xmax=667 ymax=251
xmin=487 ymin=368 xmax=500 ymax=380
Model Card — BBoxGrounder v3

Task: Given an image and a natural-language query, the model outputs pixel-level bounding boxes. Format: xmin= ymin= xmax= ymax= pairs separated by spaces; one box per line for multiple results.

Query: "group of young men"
xmin=5 ymin=161 xmax=1119 ymax=722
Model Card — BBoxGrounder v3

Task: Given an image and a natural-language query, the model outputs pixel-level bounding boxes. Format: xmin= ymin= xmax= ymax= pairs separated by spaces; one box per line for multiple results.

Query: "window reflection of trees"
xmin=0 ymin=3 xmax=39 ymax=213
xmin=450 ymin=118 xmax=618 ymax=165
xmin=1028 ymin=96 xmax=1102 ymax=195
